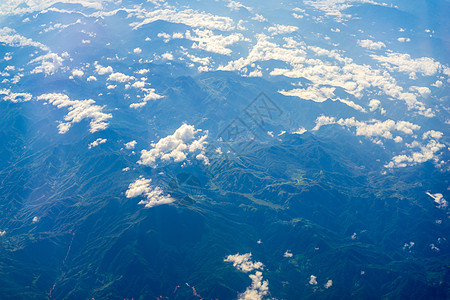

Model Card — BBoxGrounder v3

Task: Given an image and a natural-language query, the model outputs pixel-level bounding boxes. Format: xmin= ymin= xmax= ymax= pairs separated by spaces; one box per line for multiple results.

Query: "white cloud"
xmin=224 ymin=253 xmax=263 ymax=273
xmin=370 ymin=52 xmax=445 ymax=76
xmin=293 ymin=127 xmax=307 ymax=134
xmin=87 ymin=75 xmax=97 ymax=81
xmin=423 ymin=130 xmax=443 ymax=140
xmin=131 ymin=8 xmax=235 ymax=31
xmin=385 ymin=140 xmax=445 ymax=168
xmin=0 ymin=230 xmax=5 ymax=236
xmin=252 ymin=14 xmax=267 ymax=22
xmin=88 ymin=138 xmax=107 ymax=149
xmin=1 ymin=89 xmax=32 ymax=102
xmin=357 ymin=39 xmax=385 ymax=50
xmin=188 ymin=29 xmax=249 ymax=55
xmin=29 ymin=52 xmax=64 ymax=75
xmin=313 ymin=116 xmax=420 ymax=140
xmin=126 ymin=177 xmax=174 ymax=208
xmin=95 ymin=63 xmax=113 ymax=75
xmin=0 ymin=0 xmax=108 ymax=15
xmin=397 ymin=37 xmax=411 ymax=43
xmin=426 ymin=192 xmax=448 ymax=209
xmin=161 ymin=52 xmax=173 ymax=60
xmin=303 ymin=0 xmax=382 ymax=20
xmin=238 ymin=271 xmax=269 ymax=300
xmin=368 ymin=99 xmax=385 ymax=114
xmin=138 ymin=124 xmax=208 ymax=166
xmin=227 ymin=0 xmax=251 ymax=11
xmin=267 ymin=24 xmax=298 ymax=35
xmin=37 ymin=93 xmax=112 ymax=134
xmin=431 ymin=80 xmax=443 ymax=88
xmin=108 ymin=72 xmax=135 ymax=83
xmin=309 ymin=275 xmax=318 ymax=285
xmin=324 ymin=280 xmax=333 ymax=288
xmin=409 ymin=86 xmax=431 ymax=98
xmin=312 ymin=115 xmax=336 ymax=131
xmin=283 ymin=250 xmax=293 ymax=258
xmin=125 ymin=140 xmax=137 ymax=149
xmin=133 ymin=47 xmax=142 ymax=54
xmin=0 ymin=27 xmax=49 ymax=51
xmin=129 ymin=87 xmax=163 ymax=108
xmin=32 ymin=216 xmax=39 ymax=223
xmin=72 ymin=69 xmax=84 ymax=77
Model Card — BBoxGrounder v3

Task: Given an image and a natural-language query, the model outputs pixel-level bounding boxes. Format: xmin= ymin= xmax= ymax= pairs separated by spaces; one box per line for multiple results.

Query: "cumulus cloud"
xmin=313 ymin=116 xmax=420 ymax=140
xmin=88 ymin=138 xmax=107 ymax=149
xmin=1 ymin=89 xmax=32 ymax=102
xmin=303 ymin=0 xmax=383 ymax=20
xmin=32 ymin=216 xmax=39 ymax=223
xmin=129 ymin=87 xmax=164 ymax=108
xmin=37 ymin=93 xmax=112 ymax=134
xmin=267 ymin=24 xmax=298 ymax=35
xmin=423 ymin=130 xmax=443 ymax=140
xmin=357 ymin=39 xmax=385 ymax=50
xmin=284 ymin=250 xmax=293 ymax=258
xmin=225 ymin=253 xmax=269 ymax=300
xmin=227 ymin=0 xmax=251 ymax=11
xmin=0 ymin=27 xmax=49 ymax=51
xmin=238 ymin=271 xmax=269 ymax=300
xmin=368 ymin=99 xmax=385 ymax=114
xmin=138 ymin=124 xmax=208 ymax=166
xmin=125 ymin=140 xmax=137 ymax=149
xmin=29 ymin=52 xmax=64 ymax=75
xmin=224 ymin=253 xmax=264 ymax=273
xmin=370 ymin=52 xmax=445 ymax=76
xmin=279 ymin=85 xmax=365 ymax=112
xmin=131 ymin=8 xmax=235 ymax=31
xmin=72 ymin=69 xmax=84 ymax=77
xmin=126 ymin=177 xmax=175 ymax=208
xmin=426 ymin=192 xmax=448 ymax=209
xmin=108 ymin=72 xmax=135 ymax=83
xmin=133 ymin=47 xmax=142 ymax=54
xmin=385 ymin=140 xmax=445 ymax=168
xmin=87 ymin=75 xmax=97 ymax=81
xmin=309 ymin=275 xmax=318 ymax=285
xmin=95 ymin=63 xmax=113 ymax=75
xmin=397 ymin=37 xmax=411 ymax=43
xmin=324 ymin=280 xmax=333 ymax=288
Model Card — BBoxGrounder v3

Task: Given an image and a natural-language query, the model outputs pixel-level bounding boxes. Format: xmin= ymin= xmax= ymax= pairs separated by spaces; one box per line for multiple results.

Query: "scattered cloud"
xmin=29 ymin=52 xmax=64 ymax=75
xmin=126 ymin=177 xmax=174 ymax=208
xmin=324 ymin=280 xmax=333 ymax=288
xmin=426 ymin=192 xmax=448 ymax=209
xmin=133 ymin=47 xmax=142 ymax=54
xmin=87 ymin=75 xmax=97 ymax=81
xmin=370 ymin=52 xmax=447 ymax=77
xmin=72 ymin=69 xmax=84 ymax=77
xmin=0 ymin=27 xmax=49 ymax=51
xmin=1 ymin=89 xmax=32 ymax=102
xmin=224 ymin=253 xmax=263 ymax=273
xmin=397 ymin=37 xmax=411 ymax=43
xmin=239 ymin=271 xmax=269 ymax=300
xmin=357 ymin=39 xmax=385 ymax=50
xmin=37 ymin=93 xmax=112 ymax=134
xmin=313 ymin=116 xmax=420 ymax=140
xmin=267 ymin=24 xmax=298 ymax=35
xmin=125 ymin=140 xmax=137 ymax=149
xmin=284 ymin=250 xmax=293 ymax=258
xmin=108 ymin=72 xmax=135 ymax=83
xmin=138 ymin=124 xmax=208 ymax=166
xmin=309 ymin=275 xmax=318 ymax=285
xmin=131 ymin=8 xmax=235 ymax=31
xmin=88 ymin=138 xmax=107 ymax=149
